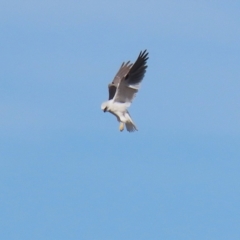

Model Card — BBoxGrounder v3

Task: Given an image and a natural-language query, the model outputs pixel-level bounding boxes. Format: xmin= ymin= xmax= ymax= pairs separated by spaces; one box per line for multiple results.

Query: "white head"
xmin=101 ymin=101 xmax=109 ymax=112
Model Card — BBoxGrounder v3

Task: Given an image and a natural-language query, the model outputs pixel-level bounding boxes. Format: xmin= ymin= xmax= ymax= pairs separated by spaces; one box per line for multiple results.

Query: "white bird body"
xmin=101 ymin=50 xmax=149 ymax=132
xmin=101 ymin=100 xmax=135 ymax=131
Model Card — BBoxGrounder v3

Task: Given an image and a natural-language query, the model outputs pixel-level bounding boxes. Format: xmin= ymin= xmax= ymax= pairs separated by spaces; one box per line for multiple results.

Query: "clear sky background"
xmin=1 ymin=1 xmax=240 ymax=239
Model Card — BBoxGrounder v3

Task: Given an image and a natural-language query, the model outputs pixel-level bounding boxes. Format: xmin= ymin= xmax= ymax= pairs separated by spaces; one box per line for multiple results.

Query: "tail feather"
xmin=125 ymin=111 xmax=138 ymax=132
xmin=126 ymin=122 xmax=138 ymax=132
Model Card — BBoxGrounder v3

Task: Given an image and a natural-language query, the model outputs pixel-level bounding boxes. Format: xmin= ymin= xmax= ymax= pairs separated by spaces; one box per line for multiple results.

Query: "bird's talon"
xmin=119 ymin=122 xmax=124 ymax=131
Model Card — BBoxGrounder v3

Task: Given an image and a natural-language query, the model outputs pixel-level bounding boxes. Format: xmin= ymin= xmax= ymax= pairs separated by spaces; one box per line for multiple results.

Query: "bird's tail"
xmin=125 ymin=111 xmax=138 ymax=132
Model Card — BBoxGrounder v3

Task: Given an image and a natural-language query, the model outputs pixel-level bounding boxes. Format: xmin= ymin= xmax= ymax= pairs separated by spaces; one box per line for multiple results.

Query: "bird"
xmin=101 ymin=50 xmax=149 ymax=132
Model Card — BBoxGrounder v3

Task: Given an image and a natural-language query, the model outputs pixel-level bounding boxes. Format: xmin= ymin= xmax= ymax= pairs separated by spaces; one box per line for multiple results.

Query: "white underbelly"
xmin=115 ymin=111 xmax=127 ymax=122
xmin=109 ymin=102 xmax=129 ymax=122
xmin=111 ymin=102 xmax=127 ymax=111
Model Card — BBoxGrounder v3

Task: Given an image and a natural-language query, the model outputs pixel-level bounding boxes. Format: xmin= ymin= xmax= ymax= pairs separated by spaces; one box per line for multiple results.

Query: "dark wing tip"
xmin=125 ymin=50 xmax=149 ymax=84
xmin=139 ymin=49 xmax=149 ymax=61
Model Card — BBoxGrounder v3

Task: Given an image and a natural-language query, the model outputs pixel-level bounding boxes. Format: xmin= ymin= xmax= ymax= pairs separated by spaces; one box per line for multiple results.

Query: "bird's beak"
xmin=103 ymin=107 xmax=107 ymax=112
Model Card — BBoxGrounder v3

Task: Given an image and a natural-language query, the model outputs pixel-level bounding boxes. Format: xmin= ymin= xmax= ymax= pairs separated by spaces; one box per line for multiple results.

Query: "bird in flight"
xmin=101 ymin=50 xmax=149 ymax=132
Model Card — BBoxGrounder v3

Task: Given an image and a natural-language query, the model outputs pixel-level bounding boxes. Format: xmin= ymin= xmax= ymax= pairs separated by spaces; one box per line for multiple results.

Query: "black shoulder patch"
xmin=108 ymin=85 xmax=117 ymax=100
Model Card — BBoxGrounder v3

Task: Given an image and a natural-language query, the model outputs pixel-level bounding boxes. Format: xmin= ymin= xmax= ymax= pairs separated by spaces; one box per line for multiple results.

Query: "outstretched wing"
xmin=108 ymin=61 xmax=132 ymax=100
xmin=113 ymin=50 xmax=149 ymax=104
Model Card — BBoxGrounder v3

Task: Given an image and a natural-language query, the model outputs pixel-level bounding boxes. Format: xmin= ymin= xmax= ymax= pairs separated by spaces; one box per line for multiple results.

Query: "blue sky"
xmin=1 ymin=1 xmax=240 ymax=239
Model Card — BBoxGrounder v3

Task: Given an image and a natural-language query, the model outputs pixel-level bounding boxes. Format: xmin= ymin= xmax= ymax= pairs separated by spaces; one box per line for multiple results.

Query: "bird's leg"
xmin=119 ymin=122 xmax=124 ymax=132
